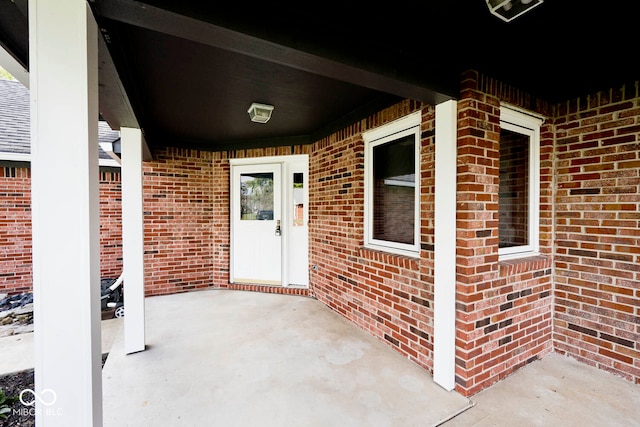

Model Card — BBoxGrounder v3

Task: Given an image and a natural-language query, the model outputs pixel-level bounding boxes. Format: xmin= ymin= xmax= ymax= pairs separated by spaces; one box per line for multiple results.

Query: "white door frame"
xmin=230 ymin=154 xmax=309 ymax=288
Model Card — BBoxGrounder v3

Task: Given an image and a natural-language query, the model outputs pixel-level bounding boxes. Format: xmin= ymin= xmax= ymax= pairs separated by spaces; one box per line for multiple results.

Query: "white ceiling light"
xmin=486 ymin=0 xmax=543 ymax=22
xmin=247 ymin=103 xmax=274 ymax=123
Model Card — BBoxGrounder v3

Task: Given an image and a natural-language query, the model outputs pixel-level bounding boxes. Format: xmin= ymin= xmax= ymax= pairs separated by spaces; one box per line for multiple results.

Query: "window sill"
xmin=498 ymin=253 xmax=550 ymax=277
xmin=359 ymin=246 xmax=420 ymax=269
xmin=363 ymin=243 xmax=420 ymax=259
xmin=498 ymin=250 xmax=541 ymax=262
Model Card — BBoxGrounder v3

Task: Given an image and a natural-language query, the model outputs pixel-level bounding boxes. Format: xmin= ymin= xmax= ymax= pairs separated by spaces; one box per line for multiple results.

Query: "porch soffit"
xmin=1 ymin=1 xmax=639 ymax=152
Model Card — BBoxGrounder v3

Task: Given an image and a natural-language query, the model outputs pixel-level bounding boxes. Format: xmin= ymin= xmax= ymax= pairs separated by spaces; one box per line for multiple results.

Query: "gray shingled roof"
xmin=0 ymin=77 xmax=120 ymax=160
xmin=0 ymin=77 xmax=30 ymax=155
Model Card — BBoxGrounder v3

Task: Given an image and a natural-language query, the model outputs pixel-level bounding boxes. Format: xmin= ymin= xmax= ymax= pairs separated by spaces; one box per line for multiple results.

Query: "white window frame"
xmin=498 ymin=106 xmax=542 ymax=260
xmin=363 ymin=111 xmax=421 ymax=256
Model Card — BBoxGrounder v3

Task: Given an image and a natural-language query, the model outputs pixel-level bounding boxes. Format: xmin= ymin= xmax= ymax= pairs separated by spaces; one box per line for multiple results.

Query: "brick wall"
xmin=310 ymin=99 xmax=437 ymax=372
xmin=142 ymin=148 xmax=215 ymax=296
xmin=99 ymin=170 xmax=123 ymax=279
xmin=454 ymin=71 xmax=554 ymax=396
xmin=0 ymin=166 xmax=32 ymax=294
xmin=553 ymin=84 xmax=640 ymax=385
xmin=0 ymin=166 xmax=123 ymax=295
xmin=210 ymin=151 xmax=230 ymax=288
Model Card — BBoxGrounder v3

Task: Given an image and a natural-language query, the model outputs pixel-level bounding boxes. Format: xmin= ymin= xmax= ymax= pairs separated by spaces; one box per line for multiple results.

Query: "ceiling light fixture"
xmin=247 ymin=103 xmax=274 ymax=124
xmin=486 ymin=0 xmax=543 ymax=22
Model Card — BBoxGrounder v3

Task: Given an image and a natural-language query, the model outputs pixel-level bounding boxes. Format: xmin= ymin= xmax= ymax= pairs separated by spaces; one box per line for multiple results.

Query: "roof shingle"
xmin=0 ymin=77 xmax=120 ymax=160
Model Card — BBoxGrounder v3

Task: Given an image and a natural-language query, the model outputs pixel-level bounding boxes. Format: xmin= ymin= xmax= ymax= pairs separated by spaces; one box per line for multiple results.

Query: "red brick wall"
xmin=553 ymin=84 xmax=640 ymax=385
xmin=99 ymin=170 xmax=123 ymax=279
xmin=0 ymin=166 xmax=32 ymax=294
xmin=310 ymin=99 xmax=438 ymax=372
xmin=454 ymin=71 xmax=554 ymax=396
xmin=0 ymin=166 xmax=123 ymax=295
xmin=142 ymin=148 xmax=215 ymax=296
xmin=210 ymin=151 xmax=230 ymax=288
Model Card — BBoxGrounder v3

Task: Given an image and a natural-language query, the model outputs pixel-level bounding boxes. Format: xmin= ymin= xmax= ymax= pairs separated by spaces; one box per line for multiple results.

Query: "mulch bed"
xmin=0 ymin=369 xmax=34 ymax=427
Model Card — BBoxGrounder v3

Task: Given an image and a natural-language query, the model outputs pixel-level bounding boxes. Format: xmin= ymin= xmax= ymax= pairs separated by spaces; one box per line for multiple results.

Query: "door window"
xmin=240 ymin=172 xmax=274 ymax=221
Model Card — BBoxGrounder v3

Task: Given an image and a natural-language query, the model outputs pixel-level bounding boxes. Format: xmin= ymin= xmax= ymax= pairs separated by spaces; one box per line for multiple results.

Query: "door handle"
xmin=275 ymin=220 xmax=281 ymax=236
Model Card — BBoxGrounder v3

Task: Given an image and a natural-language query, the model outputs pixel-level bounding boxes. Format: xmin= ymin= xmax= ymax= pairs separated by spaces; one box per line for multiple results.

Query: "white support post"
xmin=121 ymin=127 xmax=146 ymax=354
xmin=433 ymin=99 xmax=458 ymax=391
xmin=29 ymin=1 xmax=102 ymax=425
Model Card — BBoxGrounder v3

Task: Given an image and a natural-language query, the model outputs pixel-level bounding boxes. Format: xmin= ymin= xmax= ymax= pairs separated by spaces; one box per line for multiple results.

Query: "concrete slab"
xmin=0 ymin=332 xmax=33 ymax=374
xmin=0 ymin=317 xmax=122 ymax=375
xmin=103 ymin=289 xmax=472 ymax=427
xmin=444 ymin=352 xmax=640 ymax=426
xmin=101 ymin=317 xmax=125 ymax=354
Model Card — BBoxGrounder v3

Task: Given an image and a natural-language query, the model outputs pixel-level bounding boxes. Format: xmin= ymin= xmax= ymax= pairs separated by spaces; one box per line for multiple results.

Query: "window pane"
xmin=499 ymin=129 xmax=529 ymax=248
xmin=293 ymin=172 xmax=304 ymax=226
xmin=240 ymin=172 xmax=274 ymax=220
xmin=372 ymin=134 xmax=415 ymax=245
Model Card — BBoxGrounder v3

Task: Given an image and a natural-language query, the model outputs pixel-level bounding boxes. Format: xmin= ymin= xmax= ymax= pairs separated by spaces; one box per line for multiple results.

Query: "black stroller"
xmin=100 ymin=273 xmax=124 ymax=318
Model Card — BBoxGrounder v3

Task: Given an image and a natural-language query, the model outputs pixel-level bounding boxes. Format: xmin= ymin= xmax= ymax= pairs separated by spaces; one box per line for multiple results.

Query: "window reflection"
xmin=240 ymin=172 xmax=274 ymax=220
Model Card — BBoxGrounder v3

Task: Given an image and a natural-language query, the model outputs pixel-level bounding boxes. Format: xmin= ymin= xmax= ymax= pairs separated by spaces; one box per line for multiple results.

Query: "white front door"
xmin=230 ymin=155 xmax=309 ymax=288
xmin=231 ymin=163 xmax=282 ymax=285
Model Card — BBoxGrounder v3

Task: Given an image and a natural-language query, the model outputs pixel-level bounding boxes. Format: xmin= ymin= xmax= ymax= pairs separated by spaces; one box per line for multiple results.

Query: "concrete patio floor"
xmin=103 ymin=289 xmax=640 ymax=427
xmin=447 ymin=351 xmax=640 ymax=426
xmin=103 ymin=289 xmax=472 ymax=426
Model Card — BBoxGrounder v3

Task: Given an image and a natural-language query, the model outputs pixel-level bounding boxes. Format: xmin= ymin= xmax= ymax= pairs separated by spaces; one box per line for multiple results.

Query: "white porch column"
xmin=121 ymin=127 xmax=146 ymax=354
xmin=433 ymin=99 xmax=458 ymax=391
xmin=29 ymin=1 xmax=102 ymax=425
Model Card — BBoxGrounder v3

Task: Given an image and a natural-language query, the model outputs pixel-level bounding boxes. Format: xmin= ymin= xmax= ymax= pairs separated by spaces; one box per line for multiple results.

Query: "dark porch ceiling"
xmin=1 ymin=1 xmax=638 ymax=152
